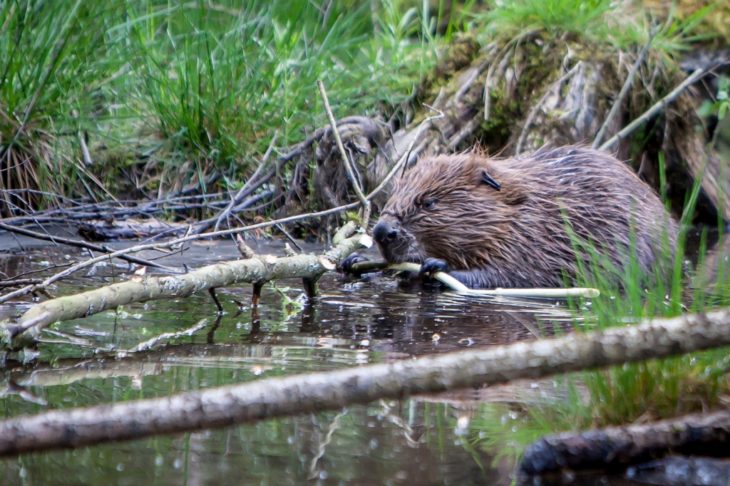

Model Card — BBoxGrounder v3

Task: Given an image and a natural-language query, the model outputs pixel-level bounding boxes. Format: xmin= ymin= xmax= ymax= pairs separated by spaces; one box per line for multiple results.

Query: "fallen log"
xmin=0 ymin=229 xmax=370 ymax=349
xmin=0 ymin=308 xmax=729 ymax=456
xmin=519 ymin=409 xmax=730 ymax=476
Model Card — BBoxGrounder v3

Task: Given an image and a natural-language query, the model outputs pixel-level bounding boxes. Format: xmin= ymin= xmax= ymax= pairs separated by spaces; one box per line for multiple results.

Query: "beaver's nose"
xmin=373 ymin=220 xmax=398 ymax=244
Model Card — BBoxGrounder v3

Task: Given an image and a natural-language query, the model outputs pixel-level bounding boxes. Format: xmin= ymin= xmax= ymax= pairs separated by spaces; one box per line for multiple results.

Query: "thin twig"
xmin=348 ymin=261 xmax=598 ymax=298
xmin=388 ymin=262 xmax=599 ymax=298
xmin=0 ymin=222 xmax=178 ymax=272
xmin=211 ymin=131 xmax=279 ymax=232
xmin=317 ymin=80 xmax=371 ymax=226
xmin=78 ymin=132 xmax=93 ymax=166
xmin=592 ymin=28 xmax=658 ymax=148
xmin=377 ymin=104 xmax=445 ymax=191
xmin=599 ymin=67 xmax=711 ymax=151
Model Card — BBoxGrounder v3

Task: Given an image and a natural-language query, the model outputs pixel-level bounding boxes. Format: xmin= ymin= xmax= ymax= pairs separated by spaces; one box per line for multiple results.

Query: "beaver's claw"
xmin=420 ymin=257 xmax=450 ymax=279
xmin=339 ymin=252 xmax=370 ymax=274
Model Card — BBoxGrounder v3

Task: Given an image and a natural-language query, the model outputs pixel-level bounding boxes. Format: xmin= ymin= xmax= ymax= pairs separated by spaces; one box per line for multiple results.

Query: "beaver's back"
xmin=503 ymin=146 xmax=677 ymax=284
xmin=376 ymin=146 xmax=677 ymax=288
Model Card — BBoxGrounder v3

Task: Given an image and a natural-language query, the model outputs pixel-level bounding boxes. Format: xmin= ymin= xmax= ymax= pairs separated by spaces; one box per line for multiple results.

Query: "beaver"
xmin=348 ymin=146 xmax=678 ymax=288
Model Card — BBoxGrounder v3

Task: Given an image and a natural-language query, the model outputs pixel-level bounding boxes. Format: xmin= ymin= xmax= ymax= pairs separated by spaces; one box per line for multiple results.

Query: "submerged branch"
xmin=520 ymin=409 xmax=730 ymax=476
xmin=1 ymin=308 xmax=730 ymax=456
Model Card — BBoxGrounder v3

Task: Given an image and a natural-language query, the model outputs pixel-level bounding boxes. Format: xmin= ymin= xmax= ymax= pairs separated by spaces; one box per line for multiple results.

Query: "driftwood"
xmin=0 ymin=229 xmax=371 ymax=348
xmin=0 ymin=308 xmax=729 ymax=456
xmin=76 ymin=218 xmax=189 ymax=241
xmin=519 ymin=409 xmax=730 ymax=476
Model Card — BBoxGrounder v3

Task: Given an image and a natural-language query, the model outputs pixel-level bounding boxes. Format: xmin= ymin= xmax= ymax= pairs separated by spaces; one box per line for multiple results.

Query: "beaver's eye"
xmin=423 ymin=197 xmax=438 ymax=210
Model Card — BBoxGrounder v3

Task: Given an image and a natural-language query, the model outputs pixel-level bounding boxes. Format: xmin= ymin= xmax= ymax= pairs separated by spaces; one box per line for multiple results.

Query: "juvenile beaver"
xmin=358 ymin=146 xmax=678 ymax=288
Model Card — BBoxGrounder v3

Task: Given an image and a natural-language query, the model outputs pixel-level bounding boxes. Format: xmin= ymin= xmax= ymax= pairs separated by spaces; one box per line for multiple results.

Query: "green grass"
xmin=469 ymin=173 xmax=730 ymax=461
xmin=476 ymin=0 xmax=715 ymax=56
xmin=1 ymin=0 xmax=446 ymax=209
xmin=1 ymin=0 xmax=716 ymax=211
xmin=0 ymin=1 xmax=126 ymax=213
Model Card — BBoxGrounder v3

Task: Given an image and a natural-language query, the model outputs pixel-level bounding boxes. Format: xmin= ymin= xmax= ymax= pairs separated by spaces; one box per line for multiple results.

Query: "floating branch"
xmin=1 ymin=231 xmax=371 ymax=349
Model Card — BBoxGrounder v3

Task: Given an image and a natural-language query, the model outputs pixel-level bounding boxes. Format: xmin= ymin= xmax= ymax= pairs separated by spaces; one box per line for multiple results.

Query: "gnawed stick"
xmin=350 ymin=261 xmax=600 ymax=298
xmin=0 ymin=308 xmax=728 ymax=456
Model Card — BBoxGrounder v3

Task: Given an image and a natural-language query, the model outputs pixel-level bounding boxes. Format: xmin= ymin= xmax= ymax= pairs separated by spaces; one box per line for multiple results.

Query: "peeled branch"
xmin=352 ymin=261 xmax=599 ymax=298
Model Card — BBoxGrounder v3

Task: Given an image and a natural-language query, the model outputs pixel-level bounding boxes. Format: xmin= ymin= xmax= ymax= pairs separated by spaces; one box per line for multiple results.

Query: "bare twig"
xmin=317 ymin=80 xmax=371 ymax=226
xmin=387 ymin=262 xmax=599 ymax=298
xmin=592 ymin=28 xmax=657 ymax=148
xmin=78 ymin=132 xmax=93 ymax=166
xmin=0 ymin=222 xmax=178 ymax=272
xmin=598 ymin=67 xmax=711 ymax=151
xmin=211 ymin=131 xmax=279 ymax=232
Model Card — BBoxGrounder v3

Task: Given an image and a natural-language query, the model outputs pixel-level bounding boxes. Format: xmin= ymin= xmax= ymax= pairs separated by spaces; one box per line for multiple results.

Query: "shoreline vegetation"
xmin=2 ymin=0 xmax=730 ymax=481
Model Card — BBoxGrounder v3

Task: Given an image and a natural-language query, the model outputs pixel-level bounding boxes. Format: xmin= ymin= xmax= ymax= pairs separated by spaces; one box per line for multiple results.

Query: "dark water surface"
xmin=0 ymin=236 xmax=628 ymax=485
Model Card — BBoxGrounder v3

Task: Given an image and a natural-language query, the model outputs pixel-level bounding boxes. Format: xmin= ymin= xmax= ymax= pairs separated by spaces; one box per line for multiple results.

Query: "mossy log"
xmin=1 ymin=308 xmax=730 ymax=456
xmin=0 ymin=232 xmax=370 ymax=349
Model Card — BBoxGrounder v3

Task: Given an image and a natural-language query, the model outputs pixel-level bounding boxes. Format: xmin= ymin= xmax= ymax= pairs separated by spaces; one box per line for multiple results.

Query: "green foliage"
xmin=480 ymin=0 xmax=613 ymax=38
xmin=476 ymin=0 xmax=713 ymax=57
xmin=0 ymin=1 xmax=125 ymax=212
xmin=1 ymin=0 xmax=440 ymax=203
xmin=470 ymin=168 xmax=730 ymax=460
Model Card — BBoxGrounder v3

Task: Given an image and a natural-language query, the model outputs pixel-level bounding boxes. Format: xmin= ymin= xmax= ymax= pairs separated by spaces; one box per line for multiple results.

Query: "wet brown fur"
xmin=377 ymin=146 xmax=678 ymax=288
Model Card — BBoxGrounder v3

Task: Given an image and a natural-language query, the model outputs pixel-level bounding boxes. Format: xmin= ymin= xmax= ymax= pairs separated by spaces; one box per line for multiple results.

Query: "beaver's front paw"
xmin=339 ymin=252 xmax=370 ymax=274
xmin=420 ymin=257 xmax=450 ymax=279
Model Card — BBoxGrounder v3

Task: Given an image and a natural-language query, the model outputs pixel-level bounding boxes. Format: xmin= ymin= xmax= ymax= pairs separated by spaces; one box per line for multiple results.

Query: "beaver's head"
xmin=373 ymin=154 xmax=526 ymax=270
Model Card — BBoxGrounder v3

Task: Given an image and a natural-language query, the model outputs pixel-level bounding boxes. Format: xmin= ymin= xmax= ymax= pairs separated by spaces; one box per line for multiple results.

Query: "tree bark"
xmin=519 ymin=409 xmax=730 ymax=476
xmin=1 ymin=232 xmax=370 ymax=348
xmin=1 ymin=308 xmax=730 ymax=456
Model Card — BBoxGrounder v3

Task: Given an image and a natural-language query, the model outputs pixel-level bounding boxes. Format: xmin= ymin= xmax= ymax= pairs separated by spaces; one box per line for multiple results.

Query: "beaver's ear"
xmin=480 ymin=170 xmax=501 ymax=191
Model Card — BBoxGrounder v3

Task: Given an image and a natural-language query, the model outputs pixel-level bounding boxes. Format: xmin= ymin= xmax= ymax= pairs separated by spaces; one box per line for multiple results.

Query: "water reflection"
xmin=0 ymin=241 xmax=584 ymax=485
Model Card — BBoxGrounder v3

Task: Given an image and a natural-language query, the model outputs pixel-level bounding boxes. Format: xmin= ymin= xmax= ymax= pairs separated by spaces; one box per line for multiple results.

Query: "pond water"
xmin=0 ymin=235 xmax=654 ymax=485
